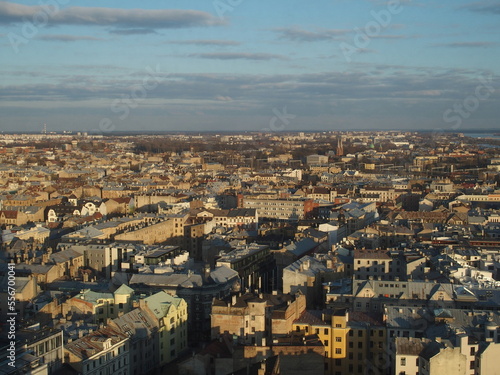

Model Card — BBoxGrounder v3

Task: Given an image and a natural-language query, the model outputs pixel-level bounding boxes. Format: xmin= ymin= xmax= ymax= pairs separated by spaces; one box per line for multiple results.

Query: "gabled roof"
xmin=144 ymin=291 xmax=183 ymax=319
xmin=114 ymin=284 xmax=134 ymax=296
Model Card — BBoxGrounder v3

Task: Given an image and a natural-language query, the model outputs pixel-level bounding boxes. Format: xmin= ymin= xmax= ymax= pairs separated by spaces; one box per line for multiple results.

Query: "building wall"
xmin=293 ymin=312 xmax=387 ymax=375
xmin=478 ymin=342 xmax=500 ymax=375
xmin=395 ymin=353 xmax=419 ymax=375
xmin=242 ymin=198 xmax=307 ymax=221
xmin=272 ymin=294 xmax=306 ymax=336
xmin=424 ymin=347 xmax=467 ymax=375
xmin=154 ymin=298 xmax=189 ymax=365
xmin=115 ymin=219 xmax=176 ymax=245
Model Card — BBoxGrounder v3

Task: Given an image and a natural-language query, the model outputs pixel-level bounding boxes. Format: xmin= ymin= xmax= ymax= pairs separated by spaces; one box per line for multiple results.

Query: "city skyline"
xmin=0 ymin=0 xmax=499 ymax=132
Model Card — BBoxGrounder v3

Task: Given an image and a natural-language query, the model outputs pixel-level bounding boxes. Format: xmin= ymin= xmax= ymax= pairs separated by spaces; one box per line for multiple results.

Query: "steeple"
xmin=337 ymin=136 xmax=344 ymax=157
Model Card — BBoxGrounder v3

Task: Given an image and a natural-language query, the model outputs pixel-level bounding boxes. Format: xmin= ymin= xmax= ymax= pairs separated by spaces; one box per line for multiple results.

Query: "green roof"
xmin=114 ymin=284 xmax=134 ymax=296
xmin=144 ymin=291 xmax=183 ymax=319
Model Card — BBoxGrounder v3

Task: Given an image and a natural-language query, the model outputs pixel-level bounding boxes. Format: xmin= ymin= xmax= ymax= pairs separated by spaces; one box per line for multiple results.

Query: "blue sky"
xmin=0 ymin=0 xmax=499 ymax=133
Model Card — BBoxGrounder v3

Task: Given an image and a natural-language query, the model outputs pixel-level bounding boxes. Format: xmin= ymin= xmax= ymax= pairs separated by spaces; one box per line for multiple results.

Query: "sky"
xmin=0 ymin=0 xmax=499 ymax=133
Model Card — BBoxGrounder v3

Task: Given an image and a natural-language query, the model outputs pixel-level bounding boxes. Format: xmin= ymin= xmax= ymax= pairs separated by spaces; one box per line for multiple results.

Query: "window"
xmin=400 ymin=358 xmax=406 ymax=366
xmin=324 ymin=328 xmax=329 ymax=335
xmin=336 ymin=337 xmax=341 ymax=342
xmin=335 ymin=348 xmax=342 ymax=354
xmin=470 ymin=347 xmax=475 ymax=355
xmin=324 ymin=340 xmax=329 ymax=346
xmin=358 ymin=342 xmax=362 ymax=349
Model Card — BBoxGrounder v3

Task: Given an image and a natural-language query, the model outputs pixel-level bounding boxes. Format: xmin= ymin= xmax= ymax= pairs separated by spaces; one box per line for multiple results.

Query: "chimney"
xmin=232 ymin=294 xmax=237 ymax=305
xmin=258 ymin=361 xmax=266 ymax=375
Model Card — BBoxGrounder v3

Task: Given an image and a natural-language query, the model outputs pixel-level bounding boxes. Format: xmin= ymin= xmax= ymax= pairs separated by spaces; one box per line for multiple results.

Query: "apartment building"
xmin=242 ymin=197 xmax=316 ymax=221
xmin=141 ymin=292 xmax=188 ymax=365
xmin=129 ymin=266 xmax=240 ymax=342
xmin=17 ymin=327 xmax=64 ymax=374
xmin=211 ymin=292 xmax=306 ymax=345
xmin=293 ymin=309 xmax=387 ymax=375
xmin=67 ymin=285 xmax=134 ymax=324
xmin=215 ymin=243 xmax=274 ymax=292
xmin=65 ymin=326 xmax=130 ymax=375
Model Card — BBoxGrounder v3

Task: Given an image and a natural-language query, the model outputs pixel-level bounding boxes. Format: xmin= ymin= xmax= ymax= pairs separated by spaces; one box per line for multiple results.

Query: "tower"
xmin=337 ymin=136 xmax=344 ymax=157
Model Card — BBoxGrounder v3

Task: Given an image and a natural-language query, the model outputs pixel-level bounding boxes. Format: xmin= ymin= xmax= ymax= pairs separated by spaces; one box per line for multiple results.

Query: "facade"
xmin=17 ymin=327 xmax=64 ymax=374
xmin=142 ymin=292 xmax=188 ymax=365
xmin=283 ymin=255 xmax=336 ymax=307
xmin=306 ymin=154 xmax=329 ymax=165
xmin=351 ymin=279 xmax=455 ymax=314
xmin=211 ymin=292 xmax=306 ymax=345
xmin=67 ymin=286 xmax=134 ymax=324
xmin=109 ymin=292 xmax=188 ymax=373
xmin=65 ymin=326 xmax=130 ymax=375
xmin=293 ymin=309 xmax=387 ymax=375
xmin=215 ymin=243 xmax=274 ymax=292
xmin=242 ymin=197 xmax=316 ymax=221
xmin=129 ymin=266 xmax=240 ymax=342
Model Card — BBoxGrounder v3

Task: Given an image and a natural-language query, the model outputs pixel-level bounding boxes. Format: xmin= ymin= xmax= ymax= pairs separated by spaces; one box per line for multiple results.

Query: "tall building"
xmin=293 ymin=309 xmax=387 ymax=375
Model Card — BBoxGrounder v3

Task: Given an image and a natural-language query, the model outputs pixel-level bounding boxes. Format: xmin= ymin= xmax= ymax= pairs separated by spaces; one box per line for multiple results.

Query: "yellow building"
xmin=142 ymin=291 xmax=188 ymax=365
xmin=293 ymin=309 xmax=387 ymax=375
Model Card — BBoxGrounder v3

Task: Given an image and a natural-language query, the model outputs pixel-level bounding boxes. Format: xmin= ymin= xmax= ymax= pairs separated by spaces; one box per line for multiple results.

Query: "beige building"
xmin=211 ymin=292 xmax=306 ymax=345
xmin=0 ymin=210 xmax=29 ymax=226
xmin=395 ymin=336 xmax=481 ymax=375
xmin=65 ymin=326 xmax=130 ymax=375
xmin=477 ymin=341 xmax=500 ymax=375
xmin=242 ymin=197 xmax=315 ymax=221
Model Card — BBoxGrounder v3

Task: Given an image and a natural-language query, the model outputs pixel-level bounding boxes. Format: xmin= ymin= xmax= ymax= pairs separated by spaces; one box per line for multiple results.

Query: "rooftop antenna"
xmin=42 ymin=123 xmax=47 ymax=135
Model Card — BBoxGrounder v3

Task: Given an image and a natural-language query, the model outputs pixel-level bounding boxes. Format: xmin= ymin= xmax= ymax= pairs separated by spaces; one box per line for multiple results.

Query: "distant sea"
xmin=463 ymin=132 xmax=500 ymax=139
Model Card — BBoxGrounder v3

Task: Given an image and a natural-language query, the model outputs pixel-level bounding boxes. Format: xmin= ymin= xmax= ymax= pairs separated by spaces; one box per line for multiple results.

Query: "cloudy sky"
xmin=0 ymin=0 xmax=499 ymax=133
